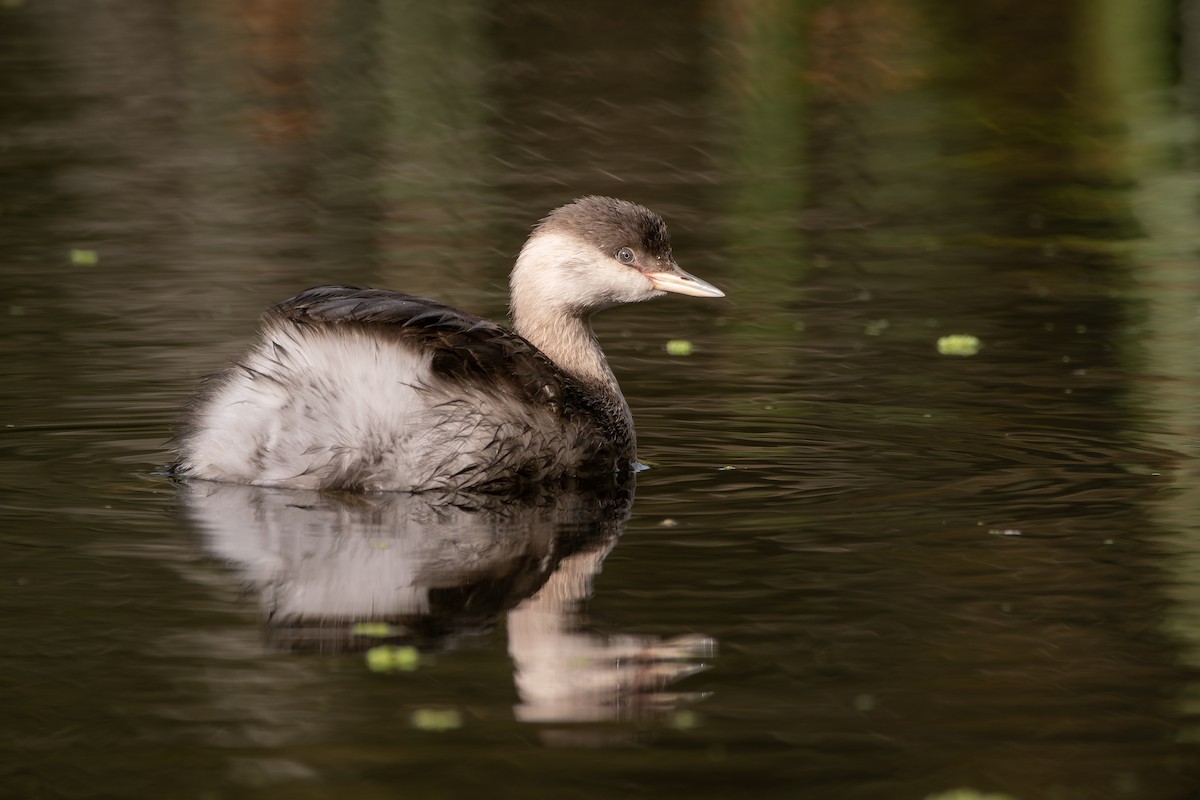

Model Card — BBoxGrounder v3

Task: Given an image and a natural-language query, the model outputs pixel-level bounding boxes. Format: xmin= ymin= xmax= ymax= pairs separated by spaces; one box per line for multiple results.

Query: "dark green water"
xmin=3 ymin=2 xmax=1200 ymax=798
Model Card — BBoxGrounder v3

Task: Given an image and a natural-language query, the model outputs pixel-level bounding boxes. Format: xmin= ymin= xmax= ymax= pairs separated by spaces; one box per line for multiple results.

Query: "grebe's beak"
xmin=647 ymin=265 xmax=725 ymax=298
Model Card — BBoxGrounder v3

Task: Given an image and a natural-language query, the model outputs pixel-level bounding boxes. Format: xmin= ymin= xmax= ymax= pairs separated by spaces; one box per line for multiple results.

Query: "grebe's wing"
xmin=270 ymin=285 xmax=570 ymax=410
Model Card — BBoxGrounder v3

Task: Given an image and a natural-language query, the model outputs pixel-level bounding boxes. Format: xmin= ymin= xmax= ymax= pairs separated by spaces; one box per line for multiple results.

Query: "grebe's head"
xmin=510 ymin=196 xmax=724 ymax=324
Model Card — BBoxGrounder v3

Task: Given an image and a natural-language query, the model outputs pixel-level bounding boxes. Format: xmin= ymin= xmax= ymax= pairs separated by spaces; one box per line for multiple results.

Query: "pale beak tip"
xmin=648 ymin=269 xmax=727 ymax=299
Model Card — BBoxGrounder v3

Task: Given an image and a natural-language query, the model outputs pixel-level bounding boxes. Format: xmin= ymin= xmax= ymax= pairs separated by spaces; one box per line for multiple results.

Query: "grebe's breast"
xmin=177 ymin=286 xmax=633 ymax=493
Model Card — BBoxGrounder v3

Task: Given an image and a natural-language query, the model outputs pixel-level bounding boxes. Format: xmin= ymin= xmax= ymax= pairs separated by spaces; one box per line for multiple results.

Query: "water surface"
xmin=3 ymin=2 xmax=1200 ymax=798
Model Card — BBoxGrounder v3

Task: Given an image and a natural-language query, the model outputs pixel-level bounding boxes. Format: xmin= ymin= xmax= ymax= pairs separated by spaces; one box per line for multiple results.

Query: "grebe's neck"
xmin=512 ymin=304 xmax=635 ymax=450
xmin=515 ymin=306 xmax=618 ymax=395
xmin=508 ymin=232 xmax=624 ymax=393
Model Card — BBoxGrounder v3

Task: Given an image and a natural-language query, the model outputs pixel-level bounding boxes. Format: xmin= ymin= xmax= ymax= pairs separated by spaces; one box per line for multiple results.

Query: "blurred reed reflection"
xmin=178 ymin=479 xmax=713 ymax=725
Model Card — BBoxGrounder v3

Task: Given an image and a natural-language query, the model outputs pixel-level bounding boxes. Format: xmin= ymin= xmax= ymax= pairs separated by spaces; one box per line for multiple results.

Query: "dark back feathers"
xmin=270 ymin=285 xmax=570 ymax=412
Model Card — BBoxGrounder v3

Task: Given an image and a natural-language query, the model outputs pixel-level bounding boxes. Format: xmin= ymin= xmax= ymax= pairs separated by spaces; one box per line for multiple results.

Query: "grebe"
xmin=174 ymin=196 xmax=724 ymax=493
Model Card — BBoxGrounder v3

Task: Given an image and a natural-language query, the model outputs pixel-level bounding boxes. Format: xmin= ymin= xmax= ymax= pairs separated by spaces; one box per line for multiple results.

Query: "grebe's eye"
xmin=616 ymin=247 xmax=635 ymax=264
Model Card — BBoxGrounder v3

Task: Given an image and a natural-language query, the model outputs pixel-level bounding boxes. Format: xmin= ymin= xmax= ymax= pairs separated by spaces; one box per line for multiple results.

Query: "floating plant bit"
xmin=936 ymin=334 xmax=982 ymax=356
xmin=411 ymin=708 xmax=462 ymax=732
xmin=351 ymin=622 xmax=397 ymax=638
xmin=365 ymin=645 xmax=420 ymax=673
xmin=665 ymin=339 xmax=694 ymax=356
xmin=70 ymin=249 xmax=99 ymax=267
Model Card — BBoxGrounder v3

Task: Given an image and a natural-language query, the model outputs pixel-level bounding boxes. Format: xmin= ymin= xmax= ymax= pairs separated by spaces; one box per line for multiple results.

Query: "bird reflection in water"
xmin=178 ymin=479 xmax=714 ymax=726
